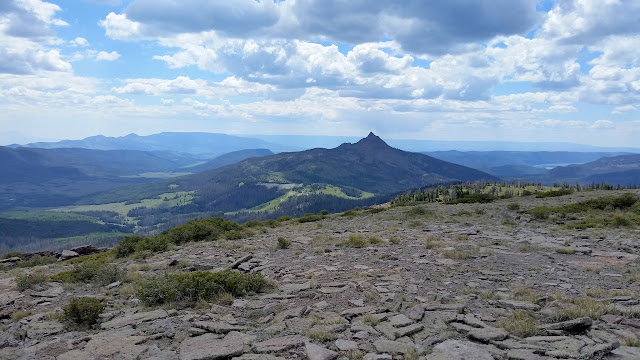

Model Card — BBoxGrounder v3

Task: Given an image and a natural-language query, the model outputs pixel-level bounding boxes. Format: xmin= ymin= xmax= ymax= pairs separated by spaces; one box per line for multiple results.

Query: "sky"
xmin=0 ymin=0 xmax=639 ymax=147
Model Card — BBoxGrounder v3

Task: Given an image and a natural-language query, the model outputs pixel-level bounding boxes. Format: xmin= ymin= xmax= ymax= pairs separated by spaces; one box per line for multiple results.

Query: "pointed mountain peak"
xmin=354 ymin=132 xmax=391 ymax=148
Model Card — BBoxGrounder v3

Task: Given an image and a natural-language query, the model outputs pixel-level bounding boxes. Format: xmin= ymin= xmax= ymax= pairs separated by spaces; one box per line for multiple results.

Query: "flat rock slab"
xmin=26 ymin=321 xmax=64 ymax=339
xmin=253 ymin=335 xmax=307 ymax=353
xmin=101 ymin=309 xmax=168 ymax=329
xmin=0 ymin=291 xmax=22 ymax=306
xmin=373 ymin=339 xmax=416 ymax=355
xmin=539 ymin=317 xmax=592 ymax=333
xmin=180 ymin=332 xmax=245 ymax=360
xmin=468 ymin=327 xmax=509 ymax=343
xmin=193 ymin=321 xmax=246 ymax=334
xmin=341 ymin=306 xmax=384 ymax=319
xmin=305 ymin=342 xmax=338 ymax=360
xmin=58 ymin=328 xmax=147 ymax=360
xmin=429 ymin=339 xmax=494 ymax=360
xmin=497 ymin=300 xmax=540 ymax=311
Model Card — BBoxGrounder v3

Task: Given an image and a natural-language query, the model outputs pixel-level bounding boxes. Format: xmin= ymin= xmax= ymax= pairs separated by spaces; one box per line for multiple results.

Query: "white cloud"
xmin=612 ymin=105 xmax=636 ymax=114
xmin=591 ymin=120 xmax=614 ymax=129
xmin=96 ymin=50 xmax=120 ymax=61
xmin=99 ymin=12 xmax=141 ymax=40
xmin=70 ymin=37 xmax=89 ymax=47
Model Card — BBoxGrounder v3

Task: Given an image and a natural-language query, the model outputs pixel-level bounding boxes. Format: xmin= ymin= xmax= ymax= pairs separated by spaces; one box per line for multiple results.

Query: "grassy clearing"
xmin=500 ymin=310 xmax=542 ymax=338
xmin=52 ymin=191 xmax=195 ymax=219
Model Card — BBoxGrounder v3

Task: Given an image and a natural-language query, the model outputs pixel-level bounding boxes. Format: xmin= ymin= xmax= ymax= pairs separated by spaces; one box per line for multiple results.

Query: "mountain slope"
xmin=546 ymin=154 xmax=640 ymax=185
xmin=188 ymin=149 xmax=274 ymax=173
xmin=84 ymin=133 xmax=498 ymax=213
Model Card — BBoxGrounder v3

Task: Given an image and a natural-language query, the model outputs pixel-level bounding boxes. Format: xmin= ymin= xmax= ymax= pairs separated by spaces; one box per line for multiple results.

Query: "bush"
xmin=17 ymin=255 xmax=57 ymax=268
xmin=507 ymin=203 xmax=521 ymax=211
xmin=276 ymin=237 xmax=291 ymax=249
xmin=298 ymin=214 xmax=324 ymax=223
xmin=341 ymin=235 xmax=367 ymax=248
xmin=135 ymin=270 xmax=268 ymax=306
xmin=320 ymin=209 xmax=329 ymax=215
xmin=51 ymin=262 xmax=125 ymax=285
xmin=165 ymin=218 xmax=243 ymax=244
xmin=62 ymin=297 xmax=105 ymax=329
xmin=536 ymin=188 xmax=573 ymax=198
xmin=15 ymin=271 xmax=49 ymax=291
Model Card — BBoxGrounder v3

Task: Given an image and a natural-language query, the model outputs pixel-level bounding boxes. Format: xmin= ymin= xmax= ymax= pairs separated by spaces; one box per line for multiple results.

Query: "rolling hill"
xmin=187 ymin=149 xmax=274 ymax=173
xmin=546 ymin=154 xmax=640 ymax=185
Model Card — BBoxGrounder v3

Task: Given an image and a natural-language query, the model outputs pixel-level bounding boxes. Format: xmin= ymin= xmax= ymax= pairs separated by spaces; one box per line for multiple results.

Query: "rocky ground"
xmin=2 ymin=189 xmax=640 ymax=360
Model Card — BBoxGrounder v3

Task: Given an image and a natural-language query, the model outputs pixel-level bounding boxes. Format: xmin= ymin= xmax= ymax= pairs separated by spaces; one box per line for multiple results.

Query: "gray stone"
xmin=497 ymin=300 xmax=541 ymax=311
xmin=363 ymin=354 xmax=393 ymax=360
xmin=611 ymin=346 xmax=640 ymax=359
xmin=58 ymin=328 xmax=148 ymax=360
xmin=372 ymin=339 xmax=416 ymax=355
xmin=335 ymin=339 xmax=359 ymax=351
xmin=180 ymin=332 xmax=245 ymax=360
xmin=229 ymin=254 xmax=253 ymax=269
xmin=305 ymin=342 xmax=338 ymax=360
xmin=405 ymin=304 xmax=425 ymax=321
xmin=363 ymin=354 xmax=392 ymax=360
xmin=101 ymin=309 xmax=168 ymax=329
xmin=468 ymin=327 xmax=509 ymax=343
xmin=341 ymin=306 xmax=383 ymax=319
xmin=389 ymin=314 xmax=413 ymax=328
xmin=538 ymin=317 xmax=592 ymax=333
xmin=59 ymin=249 xmax=79 ymax=261
xmin=506 ymin=349 xmax=547 ymax=360
xmin=193 ymin=321 xmax=246 ymax=334
xmin=429 ymin=339 xmax=494 ymax=360
xmin=26 ymin=321 xmax=64 ymax=339
xmin=253 ymin=335 xmax=307 ymax=353
xmin=580 ymin=341 xmax=619 ymax=358
xmin=394 ymin=323 xmax=424 ymax=338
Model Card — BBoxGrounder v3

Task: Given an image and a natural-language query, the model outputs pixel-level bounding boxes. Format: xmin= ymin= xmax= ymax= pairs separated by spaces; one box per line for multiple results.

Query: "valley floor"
xmin=2 ymin=189 xmax=640 ymax=359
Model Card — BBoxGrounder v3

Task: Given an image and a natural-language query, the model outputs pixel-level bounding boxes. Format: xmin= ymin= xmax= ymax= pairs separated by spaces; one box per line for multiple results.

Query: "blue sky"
xmin=1 ymin=0 xmax=639 ymax=147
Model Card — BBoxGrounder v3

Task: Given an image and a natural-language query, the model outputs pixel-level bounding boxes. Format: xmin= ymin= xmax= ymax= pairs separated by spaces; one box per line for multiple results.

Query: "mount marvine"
xmin=87 ymin=133 xmax=496 ymax=224
xmin=0 ymin=133 xmax=497 ymax=251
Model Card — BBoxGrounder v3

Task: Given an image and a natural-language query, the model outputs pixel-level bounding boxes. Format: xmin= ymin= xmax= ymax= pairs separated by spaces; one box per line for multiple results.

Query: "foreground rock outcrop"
xmin=2 ymin=189 xmax=640 ymax=359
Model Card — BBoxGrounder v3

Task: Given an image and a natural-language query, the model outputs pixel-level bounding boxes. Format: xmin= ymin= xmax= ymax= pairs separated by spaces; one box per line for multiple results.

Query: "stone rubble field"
xmin=2 ymin=189 xmax=640 ymax=360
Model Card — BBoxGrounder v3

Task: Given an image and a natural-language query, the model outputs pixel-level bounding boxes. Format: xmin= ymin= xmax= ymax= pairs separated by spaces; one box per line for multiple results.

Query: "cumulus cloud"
xmin=542 ymin=0 xmax=640 ymax=43
xmin=96 ymin=50 xmax=121 ymax=61
xmin=70 ymin=37 xmax=89 ymax=47
xmin=0 ymin=48 xmax=71 ymax=74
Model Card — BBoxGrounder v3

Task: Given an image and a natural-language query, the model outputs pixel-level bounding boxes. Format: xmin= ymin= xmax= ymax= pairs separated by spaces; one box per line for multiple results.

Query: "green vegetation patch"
xmin=62 ymin=297 xmax=105 ymax=329
xmin=115 ymin=217 xmax=247 ymax=258
xmin=526 ymin=193 xmax=639 ymax=228
xmin=15 ymin=271 xmax=49 ymax=291
xmin=135 ymin=270 xmax=268 ymax=306
xmin=51 ymin=261 xmax=125 ymax=285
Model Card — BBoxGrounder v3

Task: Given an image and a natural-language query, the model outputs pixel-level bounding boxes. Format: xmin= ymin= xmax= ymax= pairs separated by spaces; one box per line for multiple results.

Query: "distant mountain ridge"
xmin=188 ymin=149 xmax=274 ymax=173
xmin=546 ymin=154 xmax=640 ymax=185
xmin=12 ymin=132 xmax=298 ymax=156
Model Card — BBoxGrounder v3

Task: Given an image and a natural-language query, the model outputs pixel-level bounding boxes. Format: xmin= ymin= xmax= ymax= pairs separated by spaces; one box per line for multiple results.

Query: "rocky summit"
xmin=2 ymin=189 xmax=640 ymax=360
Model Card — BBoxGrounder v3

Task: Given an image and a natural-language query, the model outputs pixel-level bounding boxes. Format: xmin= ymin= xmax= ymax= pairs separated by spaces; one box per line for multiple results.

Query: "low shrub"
xmin=15 ymin=271 xmax=49 ymax=291
xmin=341 ymin=235 xmax=367 ymax=248
xmin=135 ymin=270 xmax=268 ymax=306
xmin=276 ymin=237 xmax=291 ymax=249
xmin=62 ymin=297 xmax=105 ymax=329
xmin=17 ymin=254 xmax=57 ymax=268
xmin=298 ymin=214 xmax=324 ymax=223
xmin=51 ymin=262 xmax=125 ymax=285
xmin=536 ymin=188 xmax=573 ymax=198
xmin=507 ymin=203 xmax=521 ymax=211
